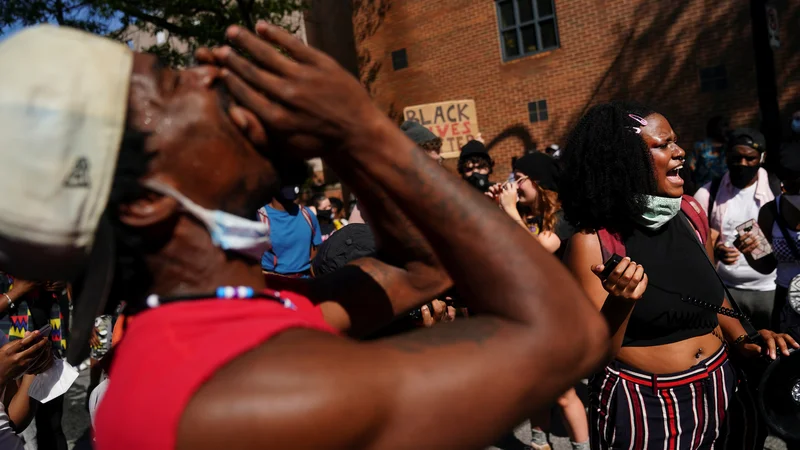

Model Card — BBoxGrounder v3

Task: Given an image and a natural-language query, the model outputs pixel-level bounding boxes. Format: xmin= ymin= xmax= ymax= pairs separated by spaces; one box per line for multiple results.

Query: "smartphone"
xmin=37 ymin=324 xmax=51 ymax=338
xmin=736 ymin=220 xmax=773 ymax=260
xmin=600 ymin=254 xmax=623 ymax=280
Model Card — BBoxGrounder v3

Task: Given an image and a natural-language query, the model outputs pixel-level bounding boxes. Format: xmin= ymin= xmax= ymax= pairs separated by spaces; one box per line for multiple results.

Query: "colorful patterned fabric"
xmin=589 ymin=347 xmax=765 ymax=450
xmin=7 ymin=284 xmax=67 ymax=355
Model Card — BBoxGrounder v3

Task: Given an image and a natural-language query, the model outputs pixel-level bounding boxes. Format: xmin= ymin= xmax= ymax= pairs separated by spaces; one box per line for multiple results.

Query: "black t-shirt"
xmin=552 ymin=210 xmax=577 ymax=242
xmin=622 ymin=216 xmax=723 ymax=347
xmin=528 ymin=210 xmax=576 ymax=258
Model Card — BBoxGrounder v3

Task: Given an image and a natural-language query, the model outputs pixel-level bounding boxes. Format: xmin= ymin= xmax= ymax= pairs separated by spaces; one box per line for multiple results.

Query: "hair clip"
xmin=628 ymin=114 xmax=648 ymax=126
xmin=627 ymin=126 xmax=642 ymax=135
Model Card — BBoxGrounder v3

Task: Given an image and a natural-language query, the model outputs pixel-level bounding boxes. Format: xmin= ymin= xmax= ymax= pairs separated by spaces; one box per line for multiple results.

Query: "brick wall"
xmin=352 ymin=0 xmax=800 ymax=181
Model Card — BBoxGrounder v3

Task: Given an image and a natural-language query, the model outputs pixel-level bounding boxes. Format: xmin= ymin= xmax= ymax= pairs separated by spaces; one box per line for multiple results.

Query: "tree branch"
xmin=114 ymin=3 xmax=194 ymax=38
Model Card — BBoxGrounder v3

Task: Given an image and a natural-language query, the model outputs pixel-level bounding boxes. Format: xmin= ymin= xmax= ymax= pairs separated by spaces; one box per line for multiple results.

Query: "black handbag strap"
xmin=677 ymin=212 xmax=761 ymax=340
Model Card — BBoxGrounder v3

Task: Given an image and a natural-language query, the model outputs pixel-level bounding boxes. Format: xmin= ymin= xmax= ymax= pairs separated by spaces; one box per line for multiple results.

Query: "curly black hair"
xmin=558 ymin=101 xmax=657 ymax=235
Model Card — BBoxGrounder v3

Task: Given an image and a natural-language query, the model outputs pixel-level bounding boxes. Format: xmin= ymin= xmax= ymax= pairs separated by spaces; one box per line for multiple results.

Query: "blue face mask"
xmin=792 ymin=118 xmax=800 ymax=134
xmin=634 ymin=195 xmax=682 ymax=230
xmin=143 ymin=180 xmax=272 ymax=261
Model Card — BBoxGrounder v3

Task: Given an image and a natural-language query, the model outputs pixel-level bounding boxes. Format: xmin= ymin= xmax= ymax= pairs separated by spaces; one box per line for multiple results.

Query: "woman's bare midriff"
xmin=616 ymin=330 xmax=725 ymax=374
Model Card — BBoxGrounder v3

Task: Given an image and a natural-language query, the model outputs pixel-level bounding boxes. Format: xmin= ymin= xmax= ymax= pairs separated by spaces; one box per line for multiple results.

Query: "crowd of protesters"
xmin=0 ymin=22 xmax=798 ymax=450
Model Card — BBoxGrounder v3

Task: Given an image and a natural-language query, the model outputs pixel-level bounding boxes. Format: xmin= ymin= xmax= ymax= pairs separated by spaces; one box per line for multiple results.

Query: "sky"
xmin=0 ymin=9 xmax=123 ymax=42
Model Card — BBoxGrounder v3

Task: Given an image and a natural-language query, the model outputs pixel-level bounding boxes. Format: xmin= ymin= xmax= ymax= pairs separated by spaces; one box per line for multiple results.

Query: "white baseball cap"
xmin=0 ymin=25 xmax=133 ymax=363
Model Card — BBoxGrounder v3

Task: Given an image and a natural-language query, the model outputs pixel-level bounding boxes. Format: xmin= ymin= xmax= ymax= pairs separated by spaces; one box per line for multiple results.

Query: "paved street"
xmin=64 ymin=368 xmax=92 ymax=450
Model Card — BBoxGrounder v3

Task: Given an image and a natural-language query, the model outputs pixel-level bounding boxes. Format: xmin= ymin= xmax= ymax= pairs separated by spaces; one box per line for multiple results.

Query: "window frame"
xmin=392 ymin=48 xmax=409 ymax=71
xmin=528 ymin=99 xmax=549 ymax=123
xmin=496 ymin=0 xmax=560 ymax=62
xmin=699 ymin=64 xmax=728 ymax=93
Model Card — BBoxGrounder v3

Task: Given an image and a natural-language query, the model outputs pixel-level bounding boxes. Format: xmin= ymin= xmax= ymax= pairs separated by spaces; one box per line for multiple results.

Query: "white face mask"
xmin=142 ymin=180 xmax=271 ymax=261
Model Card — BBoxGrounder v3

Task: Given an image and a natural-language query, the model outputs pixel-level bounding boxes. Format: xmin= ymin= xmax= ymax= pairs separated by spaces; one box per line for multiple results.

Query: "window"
xmin=528 ymin=100 xmax=548 ymax=123
xmin=392 ymin=49 xmax=408 ymax=71
xmin=496 ymin=0 xmax=559 ymax=61
xmin=699 ymin=65 xmax=728 ymax=92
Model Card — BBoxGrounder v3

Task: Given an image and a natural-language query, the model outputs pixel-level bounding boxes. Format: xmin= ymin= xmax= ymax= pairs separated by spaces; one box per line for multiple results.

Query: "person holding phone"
xmin=0 ymin=24 xmax=609 ymax=450
xmin=560 ymin=103 xmax=797 ymax=450
xmin=693 ymin=129 xmax=779 ymax=330
xmin=737 ymin=146 xmax=800 ymax=341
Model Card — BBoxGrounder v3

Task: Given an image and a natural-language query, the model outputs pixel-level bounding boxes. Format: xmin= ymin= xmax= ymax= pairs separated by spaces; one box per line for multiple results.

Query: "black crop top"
xmin=621 ymin=215 xmax=724 ymax=347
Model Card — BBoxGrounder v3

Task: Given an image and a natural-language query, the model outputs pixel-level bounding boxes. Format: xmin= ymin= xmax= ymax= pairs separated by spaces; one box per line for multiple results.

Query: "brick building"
xmin=350 ymin=0 xmax=800 ymax=179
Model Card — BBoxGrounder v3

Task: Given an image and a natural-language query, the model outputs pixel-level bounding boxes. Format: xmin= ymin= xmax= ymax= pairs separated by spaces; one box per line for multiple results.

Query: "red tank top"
xmin=93 ymin=291 xmax=336 ymax=450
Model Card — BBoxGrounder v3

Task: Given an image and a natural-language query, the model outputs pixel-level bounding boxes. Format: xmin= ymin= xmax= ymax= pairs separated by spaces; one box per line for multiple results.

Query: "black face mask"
xmin=466 ymin=173 xmax=491 ymax=192
xmin=728 ymin=165 xmax=760 ymax=189
xmin=316 ymin=209 xmax=333 ymax=222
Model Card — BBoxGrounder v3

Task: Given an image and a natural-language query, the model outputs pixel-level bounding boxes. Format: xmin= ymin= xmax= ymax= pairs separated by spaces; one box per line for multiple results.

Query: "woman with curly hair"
xmin=489 ymin=151 xmax=585 ymax=450
xmin=560 ymin=102 xmax=798 ymax=450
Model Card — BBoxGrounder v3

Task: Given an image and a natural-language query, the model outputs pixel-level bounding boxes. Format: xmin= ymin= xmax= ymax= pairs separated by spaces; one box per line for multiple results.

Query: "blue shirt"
xmin=261 ymin=205 xmax=322 ymax=274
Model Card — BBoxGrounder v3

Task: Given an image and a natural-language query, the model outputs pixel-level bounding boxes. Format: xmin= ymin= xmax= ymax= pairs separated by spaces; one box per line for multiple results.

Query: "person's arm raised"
xmin=176 ymin=22 xmax=609 ymax=450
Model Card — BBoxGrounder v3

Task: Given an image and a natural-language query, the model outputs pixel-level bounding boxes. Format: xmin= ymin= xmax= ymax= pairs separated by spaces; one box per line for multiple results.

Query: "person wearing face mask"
xmin=458 ymin=140 xmax=494 ymax=192
xmin=329 ymin=197 xmax=348 ymax=230
xmin=309 ymin=194 xmax=336 ymax=241
xmin=258 ymin=163 xmax=323 ymax=277
xmin=561 ymin=102 xmax=797 ymax=450
xmin=693 ymin=129 xmax=780 ymax=330
xmin=737 ymin=146 xmax=800 ymax=340
xmin=0 ymin=25 xmax=612 ymax=450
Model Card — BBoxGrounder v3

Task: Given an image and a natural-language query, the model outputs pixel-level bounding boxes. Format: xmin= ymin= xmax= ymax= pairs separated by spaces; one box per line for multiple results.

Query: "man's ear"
xmin=117 ymin=189 xmax=179 ymax=228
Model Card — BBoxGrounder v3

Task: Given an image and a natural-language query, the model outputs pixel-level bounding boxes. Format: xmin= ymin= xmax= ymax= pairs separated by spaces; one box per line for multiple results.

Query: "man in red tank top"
xmin=0 ymin=24 xmax=610 ymax=450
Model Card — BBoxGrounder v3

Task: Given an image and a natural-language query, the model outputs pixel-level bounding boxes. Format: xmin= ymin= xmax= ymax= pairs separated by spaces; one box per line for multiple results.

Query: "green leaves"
xmin=1 ymin=0 xmax=307 ymax=66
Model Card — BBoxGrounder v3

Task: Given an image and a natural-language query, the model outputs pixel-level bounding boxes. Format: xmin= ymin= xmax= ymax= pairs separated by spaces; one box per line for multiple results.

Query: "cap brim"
xmin=66 ymin=216 xmax=115 ymax=365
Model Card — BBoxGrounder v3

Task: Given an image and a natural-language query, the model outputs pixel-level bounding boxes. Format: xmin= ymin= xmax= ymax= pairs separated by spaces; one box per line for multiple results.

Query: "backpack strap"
xmin=681 ymin=194 xmax=709 ymax=246
xmin=257 ymin=207 xmax=278 ymax=268
xmin=300 ymin=207 xmax=316 ymax=242
xmin=597 ymin=229 xmax=626 ymax=262
xmin=707 ymin=177 xmax=723 ymax=224
xmin=767 ymin=171 xmax=783 ymax=198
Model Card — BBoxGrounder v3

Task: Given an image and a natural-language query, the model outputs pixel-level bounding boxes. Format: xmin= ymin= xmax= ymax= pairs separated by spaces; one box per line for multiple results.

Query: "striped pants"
xmin=589 ymin=346 xmax=765 ymax=450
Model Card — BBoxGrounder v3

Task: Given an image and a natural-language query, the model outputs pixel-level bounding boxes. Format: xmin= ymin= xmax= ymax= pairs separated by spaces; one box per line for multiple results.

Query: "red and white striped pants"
xmin=589 ymin=346 xmax=765 ymax=450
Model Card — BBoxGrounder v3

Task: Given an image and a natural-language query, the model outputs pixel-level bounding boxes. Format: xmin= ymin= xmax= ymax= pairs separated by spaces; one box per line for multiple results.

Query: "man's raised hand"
xmin=209 ymin=22 xmax=386 ymax=158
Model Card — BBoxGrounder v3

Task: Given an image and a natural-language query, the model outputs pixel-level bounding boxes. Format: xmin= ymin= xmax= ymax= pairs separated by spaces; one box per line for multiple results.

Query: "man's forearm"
xmin=306 ymin=158 xmax=450 ymax=337
xmin=336 ymin=121 xmax=598 ymax=328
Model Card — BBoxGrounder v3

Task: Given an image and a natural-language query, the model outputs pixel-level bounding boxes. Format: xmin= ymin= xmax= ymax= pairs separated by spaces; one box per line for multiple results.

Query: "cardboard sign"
xmin=404 ymin=100 xmax=480 ymax=158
